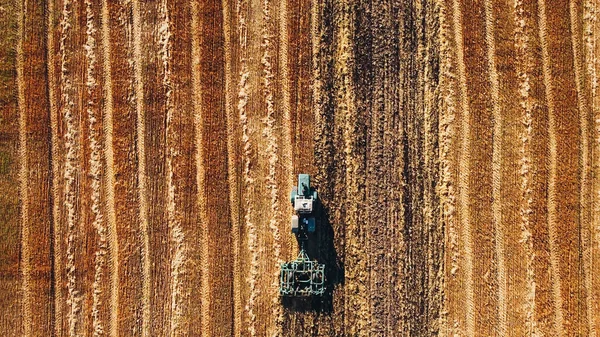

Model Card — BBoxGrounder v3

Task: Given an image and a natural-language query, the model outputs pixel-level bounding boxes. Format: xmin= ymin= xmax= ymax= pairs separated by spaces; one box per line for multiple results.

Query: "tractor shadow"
xmin=281 ymin=197 xmax=344 ymax=313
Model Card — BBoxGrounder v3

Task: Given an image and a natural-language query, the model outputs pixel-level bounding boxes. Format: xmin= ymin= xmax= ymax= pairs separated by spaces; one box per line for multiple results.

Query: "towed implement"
xmin=279 ymin=174 xmax=325 ymax=297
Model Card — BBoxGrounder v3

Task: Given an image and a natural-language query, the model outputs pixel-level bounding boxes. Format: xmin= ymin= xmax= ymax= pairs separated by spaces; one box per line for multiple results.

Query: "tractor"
xmin=279 ymin=174 xmax=325 ymax=297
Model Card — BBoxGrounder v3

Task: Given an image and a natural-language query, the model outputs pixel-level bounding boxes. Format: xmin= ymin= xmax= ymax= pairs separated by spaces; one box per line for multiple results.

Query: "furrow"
xmin=451 ymin=0 xmax=474 ymax=334
xmin=87 ymin=1 xmax=109 ymax=335
xmin=16 ymin=0 xmax=30 ymax=333
xmin=484 ymin=0 xmax=506 ymax=334
xmin=131 ymin=0 xmax=151 ymax=335
xmin=513 ymin=0 xmax=537 ymax=334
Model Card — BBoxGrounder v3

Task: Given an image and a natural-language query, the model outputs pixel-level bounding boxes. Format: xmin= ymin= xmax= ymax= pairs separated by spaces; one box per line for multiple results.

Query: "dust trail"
xmin=260 ymin=0 xmax=283 ymax=334
xmin=47 ymin=0 xmax=64 ymax=333
xmin=17 ymin=0 xmax=30 ymax=333
xmin=570 ymin=0 xmax=593 ymax=333
xmin=222 ymin=0 xmax=243 ymax=334
xmin=537 ymin=0 xmax=565 ymax=334
xmin=236 ymin=0 xmax=259 ymax=332
xmin=59 ymin=0 xmax=83 ymax=334
xmin=513 ymin=0 xmax=537 ymax=333
xmin=157 ymin=0 xmax=187 ymax=334
xmin=451 ymin=0 xmax=475 ymax=334
xmin=484 ymin=0 xmax=506 ymax=334
xmin=189 ymin=2 xmax=209 ymax=336
xmin=88 ymin=1 xmax=109 ymax=335
xmin=131 ymin=1 xmax=151 ymax=335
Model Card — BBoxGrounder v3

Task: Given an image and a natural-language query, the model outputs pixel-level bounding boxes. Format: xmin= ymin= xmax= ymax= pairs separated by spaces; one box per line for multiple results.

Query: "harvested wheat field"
xmin=0 ymin=0 xmax=599 ymax=335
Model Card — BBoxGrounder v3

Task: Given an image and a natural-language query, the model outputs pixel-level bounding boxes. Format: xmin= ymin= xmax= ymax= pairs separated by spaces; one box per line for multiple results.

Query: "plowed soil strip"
xmin=439 ymin=1 xmax=461 ymax=334
xmin=235 ymin=0 xmax=259 ymax=335
xmin=100 ymin=0 xmax=119 ymax=334
xmin=88 ymin=1 xmax=109 ymax=334
xmin=513 ymin=0 xmax=537 ymax=333
xmin=539 ymin=0 xmax=583 ymax=333
xmin=142 ymin=0 xmax=170 ymax=333
xmin=570 ymin=1 xmax=593 ymax=333
xmin=16 ymin=0 xmax=30 ymax=333
xmin=23 ymin=2 xmax=55 ymax=333
xmin=457 ymin=0 xmax=500 ymax=335
xmin=190 ymin=2 xmax=209 ymax=336
xmin=47 ymin=0 xmax=63 ymax=333
xmin=587 ymin=1 xmax=600 ymax=334
xmin=261 ymin=0 xmax=283 ymax=334
xmin=131 ymin=0 xmax=151 ymax=334
xmin=451 ymin=0 xmax=474 ymax=334
xmin=158 ymin=1 xmax=189 ymax=333
xmin=485 ymin=0 xmax=507 ymax=333
xmin=59 ymin=0 xmax=83 ymax=333
xmin=222 ymin=0 xmax=243 ymax=334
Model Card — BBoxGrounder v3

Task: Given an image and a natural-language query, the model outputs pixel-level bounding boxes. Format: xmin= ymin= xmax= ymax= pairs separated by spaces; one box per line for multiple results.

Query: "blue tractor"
xmin=279 ymin=174 xmax=325 ymax=297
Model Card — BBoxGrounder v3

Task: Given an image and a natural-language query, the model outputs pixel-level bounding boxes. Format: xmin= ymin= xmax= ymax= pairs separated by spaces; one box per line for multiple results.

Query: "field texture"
xmin=0 ymin=0 xmax=599 ymax=336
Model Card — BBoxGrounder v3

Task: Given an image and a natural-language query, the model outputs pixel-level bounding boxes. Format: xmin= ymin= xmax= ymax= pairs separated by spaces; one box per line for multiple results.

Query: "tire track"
xmin=131 ymin=0 xmax=151 ymax=334
xmin=513 ymin=0 xmax=537 ymax=333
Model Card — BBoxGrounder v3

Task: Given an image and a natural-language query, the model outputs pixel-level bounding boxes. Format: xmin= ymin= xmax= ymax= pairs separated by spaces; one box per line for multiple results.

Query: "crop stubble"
xmin=2 ymin=0 xmax=599 ymax=336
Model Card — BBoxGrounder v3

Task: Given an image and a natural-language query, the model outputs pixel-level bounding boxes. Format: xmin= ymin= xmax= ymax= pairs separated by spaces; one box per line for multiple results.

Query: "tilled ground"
xmin=0 ymin=0 xmax=598 ymax=336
